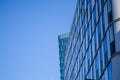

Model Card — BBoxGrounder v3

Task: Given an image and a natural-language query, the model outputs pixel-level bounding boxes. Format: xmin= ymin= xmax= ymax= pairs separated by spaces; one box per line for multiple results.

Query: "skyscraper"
xmin=64 ymin=0 xmax=120 ymax=80
xmin=58 ymin=33 xmax=69 ymax=80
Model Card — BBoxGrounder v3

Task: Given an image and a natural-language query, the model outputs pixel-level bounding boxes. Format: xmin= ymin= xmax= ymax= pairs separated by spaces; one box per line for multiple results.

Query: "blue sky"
xmin=0 ymin=0 xmax=76 ymax=80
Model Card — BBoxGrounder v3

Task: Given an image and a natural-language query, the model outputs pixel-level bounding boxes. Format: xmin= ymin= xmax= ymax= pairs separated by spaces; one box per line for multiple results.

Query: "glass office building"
xmin=64 ymin=0 xmax=120 ymax=80
xmin=58 ymin=33 xmax=69 ymax=80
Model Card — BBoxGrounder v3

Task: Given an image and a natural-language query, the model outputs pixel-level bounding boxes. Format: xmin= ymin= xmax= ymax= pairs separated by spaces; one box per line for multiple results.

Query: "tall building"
xmin=58 ymin=33 xmax=69 ymax=80
xmin=64 ymin=0 xmax=120 ymax=80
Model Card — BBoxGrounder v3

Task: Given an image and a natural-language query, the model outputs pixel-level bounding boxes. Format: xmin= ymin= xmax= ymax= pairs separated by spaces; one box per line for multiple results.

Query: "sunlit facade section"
xmin=64 ymin=0 xmax=120 ymax=80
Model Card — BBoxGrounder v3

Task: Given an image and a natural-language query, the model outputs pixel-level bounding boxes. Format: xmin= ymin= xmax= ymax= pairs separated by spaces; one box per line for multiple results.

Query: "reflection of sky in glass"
xmin=0 ymin=0 xmax=76 ymax=80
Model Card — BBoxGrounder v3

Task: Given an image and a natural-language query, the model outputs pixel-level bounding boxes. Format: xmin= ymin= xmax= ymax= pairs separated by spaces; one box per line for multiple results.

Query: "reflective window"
xmin=107 ymin=0 xmax=112 ymax=13
xmin=92 ymin=63 xmax=96 ymax=79
xmin=108 ymin=11 xmax=113 ymax=24
xmin=103 ymin=37 xmax=108 ymax=66
xmin=93 ymin=8 xmax=96 ymax=27
xmin=88 ymin=3 xmax=90 ymax=20
xmin=90 ymin=20 xmax=92 ymax=39
xmin=87 ymin=66 xmax=92 ymax=79
xmin=100 ymin=47 xmax=103 ymax=73
xmin=109 ymin=25 xmax=115 ymax=55
xmin=101 ymin=75 xmax=105 ymax=80
xmin=101 ymin=0 xmax=105 ymax=8
xmin=108 ymin=63 xmax=113 ymax=80
xmin=90 ymin=0 xmax=92 ymax=13
xmin=98 ymin=21 xmax=101 ymax=45
xmin=95 ymin=55 xmax=99 ymax=80
xmin=87 ymin=48 xmax=91 ymax=68
xmin=102 ymin=13 xmax=105 ymax=34
xmin=88 ymin=27 xmax=90 ymax=44
xmin=97 ymin=0 xmax=100 ymax=16
xmin=92 ymin=65 xmax=94 ymax=79
xmin=94 ymin=32 xmax=97 ymax=53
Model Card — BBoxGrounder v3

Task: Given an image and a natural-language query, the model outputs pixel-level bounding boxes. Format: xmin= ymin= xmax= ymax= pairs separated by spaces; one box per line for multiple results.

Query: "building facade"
xmin=64 ymin=0 xmax=120 ymax=80
xmin=58 ymin=33 xmax=69 ymax=80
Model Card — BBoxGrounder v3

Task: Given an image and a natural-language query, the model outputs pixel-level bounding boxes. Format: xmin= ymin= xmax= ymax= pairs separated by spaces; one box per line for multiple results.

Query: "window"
xmin=92 ymin=66 xmax=94 ymax=79
xmin=98 ymin=21 xmax=101 ymax=45
xmin=79 ymin=51 xmax=82 ymax=66
xmin=87 ymin=48 xmax=91 ymax=68
xmin=82 ymin=25 xmax=85 ymax=37
xmin=88 ymin=27 xmax=90 ymax=43
xmin=84 ymin=58 xmax=87 ymax=76
xmin=84 ymin=16 xmax=87 ymax=30
xmin=100 ymin=47 xmax=103 ymax=73
xmin=109 ymin=25 xmax=115 ymax=55
xmin=95 ymin=55 xmax=99 ymax=79
xmin=101 ymin=75 xmax=105 ymax=80
xmin=85 ymin=0 xmax=87 ymax=11
xmin=86 ymin=30 xmax=88 ymax=49
xmin=92 ymin=0 xmax=95 ymax=10
xmin=102 ymin=13 xmax=105 ymax=34
xmin=92 ymin=38 xmax=95 ymax=59
xmin=82 ymin=6 xmax=85 ymax=20
xmin=88 ymin=3 xmax=90 ymax=20
xmin=103 ymin=37 xmax=108 ymax=66
xmin=87 ymin=67 xmax=92 ymax=79
xmin=107 ymin=0 xmax=112 ymax=13
xmin=90 ymin=0 xmax=92 ymax=13
xmin=97 ymin=0 xmax=100 ymax=16
xmin=101 ymin=0 xmax=105 ymax=8
xmin=91 ymin=43 xmax=93 ymax=61
xmin=108 ymin=63 xmax=113 ymax=80
xmin=93 ymin=7 xmax=97 ymax=27
xmin=94 ymin=32 xmax=97 ymax=53
xmin=108 ymin=11 xmax=113 ymax=24
xmin=90 ymin=20 xmax=92 ymax=38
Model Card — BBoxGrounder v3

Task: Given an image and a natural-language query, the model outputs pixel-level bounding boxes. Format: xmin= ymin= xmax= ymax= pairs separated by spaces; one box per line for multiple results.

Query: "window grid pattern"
xmin=58 ymin=33 xmax=69 ymax=80
xmin=64 ymin=0 xmax=115 ymax=80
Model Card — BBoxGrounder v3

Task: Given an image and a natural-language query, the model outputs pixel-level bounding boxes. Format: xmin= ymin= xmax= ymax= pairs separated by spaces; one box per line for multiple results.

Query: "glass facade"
xmin=58 ymin=33 xmax=69 ymax=80
xmin=64 ymin=0 xmax=118 ymax=80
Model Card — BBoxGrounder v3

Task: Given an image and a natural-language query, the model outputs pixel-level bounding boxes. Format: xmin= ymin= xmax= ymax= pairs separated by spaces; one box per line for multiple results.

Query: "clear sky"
xmin=0 ymin=0 xmax=76 ymax=80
